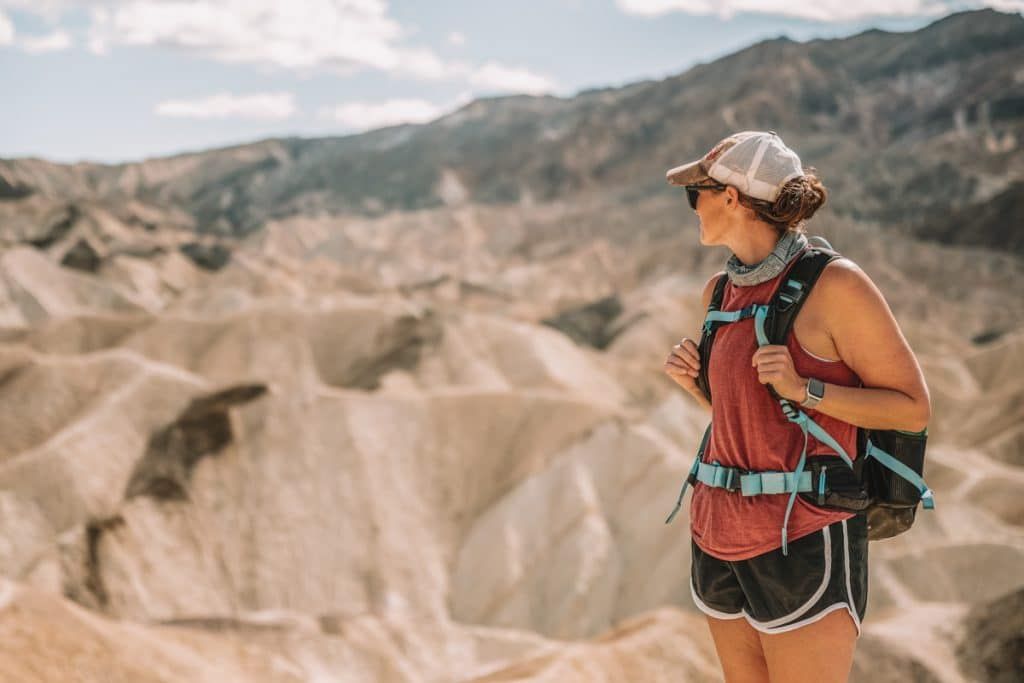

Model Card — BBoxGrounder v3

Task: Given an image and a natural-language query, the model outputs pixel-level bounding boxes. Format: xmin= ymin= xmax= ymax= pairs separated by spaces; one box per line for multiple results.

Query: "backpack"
xmin=665 ymin=237 xmax=934 ymax=546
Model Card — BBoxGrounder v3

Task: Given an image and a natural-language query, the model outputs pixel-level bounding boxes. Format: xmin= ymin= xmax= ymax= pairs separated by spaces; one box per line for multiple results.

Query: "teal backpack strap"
xmin=665 ymin=422 xmax=712 ymax=524
xmin=703 ymin=303 xmax=762 ymax=328
xmin=753 ymin=250 xmax=853 ymax=555
xmin=864 ymin=438 xmax=936 ymax=509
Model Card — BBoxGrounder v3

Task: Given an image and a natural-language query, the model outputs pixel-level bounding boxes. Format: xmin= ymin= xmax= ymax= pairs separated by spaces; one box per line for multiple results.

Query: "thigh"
xmin=705 ymin=615 xmax=771 ymax=683
xmin=758 ymin=608 xmax=857 ymax=683
xmin=692 ymin=541 xmax=770 ymax=682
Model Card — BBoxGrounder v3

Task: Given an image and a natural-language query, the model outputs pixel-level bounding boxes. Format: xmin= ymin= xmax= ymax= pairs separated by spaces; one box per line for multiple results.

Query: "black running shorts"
xmin=690 ymin=513 xmax=868 ymax=637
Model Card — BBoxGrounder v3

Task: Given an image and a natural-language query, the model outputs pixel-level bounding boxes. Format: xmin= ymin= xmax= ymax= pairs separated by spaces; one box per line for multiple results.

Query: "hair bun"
xmin=732 ymin=167 xmax=828 ymax=233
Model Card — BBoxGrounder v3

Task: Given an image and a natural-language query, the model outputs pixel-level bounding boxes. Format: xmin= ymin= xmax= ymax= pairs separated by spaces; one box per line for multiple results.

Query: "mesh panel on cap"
xmin=707 ymin=132 xmax=804 ymax=202
xmin=754 ymin=144 xmax=803 ymax=196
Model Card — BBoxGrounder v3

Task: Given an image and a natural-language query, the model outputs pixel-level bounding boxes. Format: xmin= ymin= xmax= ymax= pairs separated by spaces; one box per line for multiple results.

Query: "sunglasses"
xmin=684 ymin=182 xmax=728 ymax=210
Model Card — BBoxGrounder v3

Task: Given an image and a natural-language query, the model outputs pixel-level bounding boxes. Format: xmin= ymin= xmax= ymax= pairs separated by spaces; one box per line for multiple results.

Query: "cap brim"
xmin=665 ymin=159 xmax=709 ymax=186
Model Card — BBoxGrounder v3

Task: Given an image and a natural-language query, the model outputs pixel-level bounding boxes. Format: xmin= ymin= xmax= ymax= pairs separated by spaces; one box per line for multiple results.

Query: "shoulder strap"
xmin=762 ymin=246 xmax=841 ymax=345
xmin=755 ymin=245 xmax=850 ymax=555
xmin=709 ymin=273 xmax=729 ymax=311
xmin=696 ymin=273 xmax=730 ymax=404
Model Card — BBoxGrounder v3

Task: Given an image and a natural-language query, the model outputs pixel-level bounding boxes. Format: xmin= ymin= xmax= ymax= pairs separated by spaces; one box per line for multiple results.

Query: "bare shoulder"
xmin=701 ymin=270 xmax=726 ymax=310
xmin=814 ymin=257 xmax=892 ymax=315
xmin=818 ymin=256 xmax=868 ymax=286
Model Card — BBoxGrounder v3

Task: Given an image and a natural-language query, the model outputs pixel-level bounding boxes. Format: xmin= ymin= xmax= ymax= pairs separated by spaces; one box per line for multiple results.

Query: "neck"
xmin=731 ymin=227 xmax=783 ymax=266
xmin=724 ymin=230 xmax=808 ymax=287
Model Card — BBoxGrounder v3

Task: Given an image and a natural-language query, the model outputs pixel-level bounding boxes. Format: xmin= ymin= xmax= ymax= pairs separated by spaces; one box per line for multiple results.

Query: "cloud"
xmin=80 ymin=0 xmax=515 ymax=84
xmin=0 ymin=0 xmax=78 ymax=22
xmin=613 ymin=0 xmax=1024 ymax=22
xmin=155 ymin=92 xmax=297 ymax=120
xmin=318 ymin=98 xmax=445 ymax=130
xmin=0 ymin=4 xmax=73 ymax=51
xmin=465 ymin=61 xmax=558 ymax=95
xmin=19 ymin=29 xmax=72 ymax=52
xmin=447 ymin=30 xmax=465 ymax=45
xmin=0 ymin=10 xmax=13 ymax=44
xmin=2 ymin=1 xmax=558 ymax=94
xmin=317 ymin=91 xmax=474 ymax=132
xmin=86 ymin=1 xmax=404 ymax=69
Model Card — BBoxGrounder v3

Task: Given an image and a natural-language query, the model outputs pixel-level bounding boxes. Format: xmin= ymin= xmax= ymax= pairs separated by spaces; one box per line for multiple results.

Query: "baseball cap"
xmin=665 ymin=130 xmax=804 ymax=203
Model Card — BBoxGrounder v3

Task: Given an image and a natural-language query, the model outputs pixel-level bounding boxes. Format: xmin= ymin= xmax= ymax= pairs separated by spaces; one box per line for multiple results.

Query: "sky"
xmin=2 ymin=0 xmax=1022 ymax=164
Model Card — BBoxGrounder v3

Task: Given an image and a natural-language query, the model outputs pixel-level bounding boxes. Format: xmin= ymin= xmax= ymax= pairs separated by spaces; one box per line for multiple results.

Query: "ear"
xmin=725 ymin=185 xmax=740 ymax=207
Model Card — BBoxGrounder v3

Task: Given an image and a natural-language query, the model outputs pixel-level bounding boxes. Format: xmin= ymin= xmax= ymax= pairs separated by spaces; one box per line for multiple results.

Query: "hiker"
xmin=661 ymin=131 xmax=931 ymax=682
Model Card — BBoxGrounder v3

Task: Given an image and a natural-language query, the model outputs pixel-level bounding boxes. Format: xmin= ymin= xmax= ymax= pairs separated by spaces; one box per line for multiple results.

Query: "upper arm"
xmin=817 ymin=258 xmax=931 ymax=424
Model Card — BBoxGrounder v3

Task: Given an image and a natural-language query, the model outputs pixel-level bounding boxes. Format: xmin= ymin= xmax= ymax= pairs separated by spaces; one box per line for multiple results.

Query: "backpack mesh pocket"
xmin=861 ymin=427 xmax=928 ymax=508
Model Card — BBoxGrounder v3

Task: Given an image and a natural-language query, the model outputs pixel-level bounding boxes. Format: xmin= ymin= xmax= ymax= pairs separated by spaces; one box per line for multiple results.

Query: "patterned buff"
xmin=725 ymin=231 xmax=809 ymax=287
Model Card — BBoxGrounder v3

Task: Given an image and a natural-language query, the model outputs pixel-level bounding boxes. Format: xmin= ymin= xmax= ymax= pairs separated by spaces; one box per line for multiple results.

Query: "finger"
xmin=665 ymin=357 xmax=695 ymax=372
xmin=752 ymin=351 xmax=792 ymax=367
xmin=673 ymin=340 xmax=700 ymax=364
xmin=753 ymin=359 xmax=790 ymax=371
xmin=665 ymin=358 xmax=697 ymax=376
xmin=756 ymin=369 xmax=789 ymax=382
xmin=754 ymin=351 xmax=789 ymax=361
xmin=670 ymin=344 xmax=696 ymax=360
xmin=671 ymin=347 xmax=699 ymax=365
xmin=753 ymin=344 xmax=790 ymax=353
xmin=751 ymin=355 xmax=787 ymax=366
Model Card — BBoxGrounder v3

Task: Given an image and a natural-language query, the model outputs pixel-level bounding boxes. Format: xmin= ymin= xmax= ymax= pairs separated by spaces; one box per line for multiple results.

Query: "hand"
xmin=751 ymin=345 xmax=808 ymax=402
xmin=664 ymin=337 xmax=701 ymax=395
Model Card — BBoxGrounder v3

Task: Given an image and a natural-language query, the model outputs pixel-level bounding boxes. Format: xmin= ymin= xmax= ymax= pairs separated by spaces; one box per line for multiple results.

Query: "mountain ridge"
xmin=1 ymin=8 xmax=1022 ymax=252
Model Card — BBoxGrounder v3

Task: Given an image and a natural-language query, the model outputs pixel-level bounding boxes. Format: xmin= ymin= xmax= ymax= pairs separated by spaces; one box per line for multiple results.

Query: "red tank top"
xmin=689 ymin=250 xmax=862 ymax=561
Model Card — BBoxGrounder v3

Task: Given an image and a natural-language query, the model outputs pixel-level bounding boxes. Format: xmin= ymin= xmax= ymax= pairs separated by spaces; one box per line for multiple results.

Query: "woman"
xmin=661 ymin=131 xmax=931 ymax=682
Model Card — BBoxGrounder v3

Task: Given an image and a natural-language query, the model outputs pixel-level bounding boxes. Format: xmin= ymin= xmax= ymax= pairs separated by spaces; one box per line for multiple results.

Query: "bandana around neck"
xmin=725 ymin=231 xmax=808 ymax=286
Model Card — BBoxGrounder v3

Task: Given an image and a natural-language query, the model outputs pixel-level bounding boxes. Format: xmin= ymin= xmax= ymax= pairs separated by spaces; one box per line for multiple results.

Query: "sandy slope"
xmin=0 ymin=195 xmax=1020 ymax=682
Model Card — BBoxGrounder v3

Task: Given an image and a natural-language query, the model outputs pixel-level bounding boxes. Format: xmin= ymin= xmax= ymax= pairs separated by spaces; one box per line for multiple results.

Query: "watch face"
xmin=809 ymin=378 xmax=825 ymax=399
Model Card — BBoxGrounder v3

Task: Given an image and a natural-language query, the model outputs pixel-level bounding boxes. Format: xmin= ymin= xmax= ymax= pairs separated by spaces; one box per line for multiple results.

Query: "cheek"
xmin=698 ymin=205 xmax=719 ymax=226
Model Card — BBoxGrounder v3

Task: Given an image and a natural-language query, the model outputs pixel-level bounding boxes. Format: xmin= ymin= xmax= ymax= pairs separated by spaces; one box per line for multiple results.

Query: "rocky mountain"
xmin=2 ymin=9 xmax=1023 ymax=248
xmin=0 ymin=7 xmax=1022 ymax=683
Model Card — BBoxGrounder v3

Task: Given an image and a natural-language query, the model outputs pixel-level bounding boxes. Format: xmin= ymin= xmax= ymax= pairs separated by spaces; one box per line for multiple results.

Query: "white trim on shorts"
xmin=841 ymin=518 xmax=863 ymax=638
xmin=745 ymin=602 xmax=856 ymax=635
xmin=690 ymin=576 xmax=745 ymax=620
xmin=744 ymin=520 xmax=862 ymax=639
xmin=741 ymin=525 xmax=832 ymax=629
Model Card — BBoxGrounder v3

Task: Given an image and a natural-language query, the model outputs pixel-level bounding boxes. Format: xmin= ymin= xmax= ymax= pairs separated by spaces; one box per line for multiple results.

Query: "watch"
xmin=800 ymin=377 xmax=825 ymax=409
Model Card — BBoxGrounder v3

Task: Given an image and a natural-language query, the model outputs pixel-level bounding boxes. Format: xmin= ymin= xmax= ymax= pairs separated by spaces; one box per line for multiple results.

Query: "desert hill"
xmin=0 ymin=7 xmax=1022 ymax=683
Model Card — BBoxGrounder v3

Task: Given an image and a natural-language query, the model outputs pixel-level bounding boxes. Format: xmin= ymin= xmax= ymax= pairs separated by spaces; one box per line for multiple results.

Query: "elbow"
xmin=904 ymin=394 xmax=931 ymax=433
xmin=903 ymin=416 xmax=930 ymax=433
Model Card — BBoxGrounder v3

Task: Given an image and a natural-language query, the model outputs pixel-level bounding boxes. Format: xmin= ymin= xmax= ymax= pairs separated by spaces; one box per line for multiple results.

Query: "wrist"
xmin=796 ymin=376 xmax=809 ymax=403
xmin=799 ymin=377 xmax=826 ymax=408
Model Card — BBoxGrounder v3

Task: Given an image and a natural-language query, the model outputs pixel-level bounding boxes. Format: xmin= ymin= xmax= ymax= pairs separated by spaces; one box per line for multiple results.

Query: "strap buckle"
xmin=697 ymin=462 xmax=744 ymax=492
xmin=722 ymin=467 xmax=742 ymax=492
xmin=776 ymin=278 xmax=805 ymax=313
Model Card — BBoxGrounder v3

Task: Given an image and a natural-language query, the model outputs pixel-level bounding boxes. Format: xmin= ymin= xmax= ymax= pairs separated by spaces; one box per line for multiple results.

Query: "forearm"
xmin=798 ymin=379 xmax=929 ymax=432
